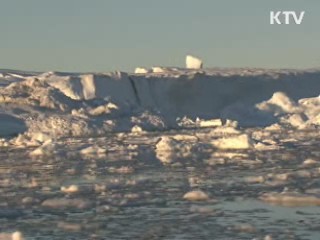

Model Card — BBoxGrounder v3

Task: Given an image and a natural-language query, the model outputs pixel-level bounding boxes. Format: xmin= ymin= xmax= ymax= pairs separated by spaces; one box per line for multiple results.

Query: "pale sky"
xmin=0 ymin=0 xmax=319 ymax=72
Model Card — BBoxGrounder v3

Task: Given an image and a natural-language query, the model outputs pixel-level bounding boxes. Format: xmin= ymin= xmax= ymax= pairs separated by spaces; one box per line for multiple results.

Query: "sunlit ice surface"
xmin=0 ymin=67 xmax=319 ymax=239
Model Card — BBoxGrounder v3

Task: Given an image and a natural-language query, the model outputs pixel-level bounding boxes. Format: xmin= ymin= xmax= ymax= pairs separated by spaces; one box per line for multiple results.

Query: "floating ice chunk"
xmin=80 ymin=145 xmax=107 ymax=155
xmin=12 ymin=232 xmax=24 ymax=240
xmin=172 ymin=134 xmax=198 ymax=142
xmin=0 ymin=231 xmax=24 ymax=240
xmin=131 ymin=125 xmax=145 ymax=134
xmin=155 ymin=137 xmax=178 ymax=164
xmin=11 ymin=134 xmax=29 ymax=147
xmin=196 ymin=118 xmax=223 ymax=128
xmin=108 ymin=166 xmax=134 ymax=174
xmin=155 ymin=136 xmax=193 ymax=164
xmin=89 ymin=103 xmax=118 ymax=116
xmin=210 ymin=126 xmax=240 ymax=136
xmin=204 ymin=158 xmax=226 ymax=166
xmin=186 ymin=55 xmax=203 ymax=69
xmin=303 ymin=158 xmax=318 ymax=166
xmin=31 ymin=132 xmax=52 ymax=143
xmin=211 ymin=134 xmax=253 ymax=150
xmin=260 ymin=192 xmax=320 ymax=206
xmin=211 ymin=151 xmax=249 ymax=159
xmin=293 ymin=170 xmax=312 ymax=178
xmin=134 ymin=67 xmax=150 ymax=74
xmin=264 ymin=235 xmax=273 ymax=240
xmin=183 ymin=190 xmax=210 ymax=201
xmin=177 ymin=116 xmax=197 ymax=128
xmin=268 ymin=172 xmax=292 ymax=181
xmin=0 ymin=138 xmax=9 ymax=147
xmin=254 ymin=142 xmax=279 ymax=151
xmin=264 ymin=123 xmax=282 ymax=131
xmin=256 ymin=92 xmax=301 ymax=115
xmin=232 ymin=224 xmax=256 ymax=233
xmin=89 ymin=105 xmax=110 ymax=116
xmin=189 ymin=205 xmax=216 ymax=214
xmin=22 ymin=196 xmax=39 ymax=205
xmin=244 ymin=176 xmax=265 ymax=184
xmin=30 ymin=140 xmax=57 ymax=156
xmin=61 ymin=185 xmax=79 ymax=194
xmin=42 ymin=198 xmax=92 ymax=210
xmin=57 ymin=222 xmax=82 ymax=232
xmin=283 ymin=113 xmax=308 ymax=129
xmin=152 ymin=67 xmax=166 ymax=73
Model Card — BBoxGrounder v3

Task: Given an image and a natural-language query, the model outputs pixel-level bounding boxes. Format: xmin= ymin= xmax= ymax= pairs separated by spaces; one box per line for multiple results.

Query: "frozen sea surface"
xmin=0 ymin=128 xmax=320 ymax=240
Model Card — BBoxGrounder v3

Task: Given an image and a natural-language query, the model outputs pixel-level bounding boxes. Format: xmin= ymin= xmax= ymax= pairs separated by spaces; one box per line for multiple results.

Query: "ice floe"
xmin=211 ymin=134 xmax=253 ymax=150
xmin=183 ymin=190 xmax=210 ymax=201
xmin=260 ymin=192 xmax=320 ymax=207
xmin=41 ymin=198 xmax=92 ymax=210
xmin=0 ymin=231 xmax=24 ymax=240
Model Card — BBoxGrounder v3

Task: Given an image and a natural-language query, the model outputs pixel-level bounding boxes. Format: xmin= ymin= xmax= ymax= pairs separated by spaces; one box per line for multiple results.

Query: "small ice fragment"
xmin=30 ymin=140 xmax=56 ymax=156
xmin=61 ymin=185 xmax=79 ymax=194
xmin=183 ymin=190 xmax=209 ymax=201
xmin=260 ymin=192 xmax=320 ymax=206
xmin=57 ymin=222 xmax=82 ymax=232
xmin=80 ymin=145 xmax=107 ymax=155
xmin=211 ymin=134 xmax=253 ymax=150
xmin=0 ymin=231 xmax=24 ymax=240
xmin=131 ymin=125 xmax=144 ymax=134
xmin=135 ymin=67 xmax=150 ymax=74
xmin=196 ymin=118 xmax=223 ymax=128
xmin=303 ymin=158 xmax=317 ymax=166
xmin=42 ymin=198 xmax=91 ymax=210
xmin=152 ymin=67 xmax=166 ymax=73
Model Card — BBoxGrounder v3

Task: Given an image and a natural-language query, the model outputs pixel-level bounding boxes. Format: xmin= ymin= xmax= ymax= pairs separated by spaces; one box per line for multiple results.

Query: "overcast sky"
xmin=0 ymin=0 xmax=319 ymax=72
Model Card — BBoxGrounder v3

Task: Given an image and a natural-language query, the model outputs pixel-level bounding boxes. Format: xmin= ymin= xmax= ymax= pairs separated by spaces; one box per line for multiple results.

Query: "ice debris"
xmin=183 ymin=190 xmax=210 ymax=201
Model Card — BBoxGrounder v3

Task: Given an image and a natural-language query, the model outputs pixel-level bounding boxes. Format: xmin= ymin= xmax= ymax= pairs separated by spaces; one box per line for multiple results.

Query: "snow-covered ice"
xmin=0 ymin=67 xmax=319 ymax=139
xmin=0 ymin=65 xmax=319 ymax=240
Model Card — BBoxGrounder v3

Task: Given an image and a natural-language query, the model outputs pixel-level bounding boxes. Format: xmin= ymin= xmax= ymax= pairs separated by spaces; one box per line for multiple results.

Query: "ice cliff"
xmin=0 ymin=68 xmax=319 ymax=138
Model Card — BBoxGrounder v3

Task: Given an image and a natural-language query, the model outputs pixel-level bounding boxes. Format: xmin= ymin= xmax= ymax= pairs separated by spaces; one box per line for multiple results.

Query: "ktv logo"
xmin=270 ymin=11 xmax=305 ymax=25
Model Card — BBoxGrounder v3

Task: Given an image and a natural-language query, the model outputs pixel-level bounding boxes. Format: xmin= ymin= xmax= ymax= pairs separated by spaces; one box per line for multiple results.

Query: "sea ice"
xmin=41 ymin=198 xmax=92 ymax=210
xmin=260 ymin=192 xmax=320 ymax=206
xmin=186 ymin=55 xmax=203 ymax=69
xmin=0 ymin=67 xmax=319 ymax=141
xmin=211 ymin=134 xmax=253 ymax=150
xmin=183 ymin=190 xmax=210 ymax=201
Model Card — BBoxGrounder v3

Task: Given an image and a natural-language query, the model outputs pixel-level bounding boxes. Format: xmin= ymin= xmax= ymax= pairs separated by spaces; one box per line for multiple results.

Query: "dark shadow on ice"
xmin=132 ymin=71 xmax=320 ymax=127
xmin=0 ymin=114 xmax=27 ymax=137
